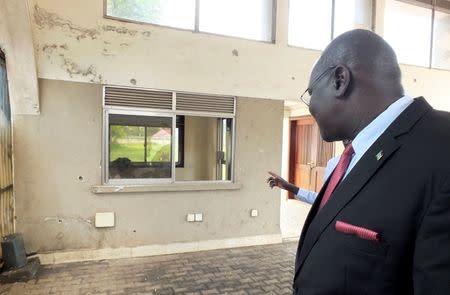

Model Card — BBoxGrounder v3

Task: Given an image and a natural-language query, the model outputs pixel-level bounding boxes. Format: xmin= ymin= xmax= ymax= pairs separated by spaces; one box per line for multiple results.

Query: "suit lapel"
xmin=293 ymin=97 xmax=432 ymax=279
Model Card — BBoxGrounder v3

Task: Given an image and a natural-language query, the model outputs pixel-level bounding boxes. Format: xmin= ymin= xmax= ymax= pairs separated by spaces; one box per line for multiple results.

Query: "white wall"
xmin=0 ymin=0 xmax=39 ymax=114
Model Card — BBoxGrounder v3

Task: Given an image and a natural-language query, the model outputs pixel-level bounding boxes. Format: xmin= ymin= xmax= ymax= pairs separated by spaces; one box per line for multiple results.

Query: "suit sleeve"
xmin=413 ymin=174 xmax=450 ymax=294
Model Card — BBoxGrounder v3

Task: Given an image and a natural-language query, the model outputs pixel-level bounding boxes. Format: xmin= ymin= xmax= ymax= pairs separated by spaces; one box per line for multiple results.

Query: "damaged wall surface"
xmin=3 ymin=0 xmax=450 ymax=256
xmin=28 ymin=0 xmax=450 ymax=108
xmin=14 ymin=79 xmax=283 ymax=252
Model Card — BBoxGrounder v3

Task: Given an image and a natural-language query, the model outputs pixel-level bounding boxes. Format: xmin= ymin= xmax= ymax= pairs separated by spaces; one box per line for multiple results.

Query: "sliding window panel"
xmin=108 ymin=113 xmax=173 ymax=181
xmin=384 ymin=0 xmax=432 ymax=67
xmin=106 ymin=0 xmax=196 ymax=30
xmin=288 ymin=0 xmax=332 ymax=50
xmin=333 ymin=0 xmax=373 ymax=38
xmin=199 ymin=0 xmax=274 ymax=41
xmin=432 ymin=10 xmax=450 ymax=70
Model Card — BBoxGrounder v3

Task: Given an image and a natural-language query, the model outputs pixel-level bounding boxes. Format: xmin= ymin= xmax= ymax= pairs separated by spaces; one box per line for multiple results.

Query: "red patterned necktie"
xmin=318 ymin=144 xmax=354 ymax=211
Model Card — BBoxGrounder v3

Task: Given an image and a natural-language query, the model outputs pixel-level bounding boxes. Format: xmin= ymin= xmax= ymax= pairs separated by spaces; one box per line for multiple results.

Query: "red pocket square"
xmin=335 ymin=220 xmax=380 ymax=242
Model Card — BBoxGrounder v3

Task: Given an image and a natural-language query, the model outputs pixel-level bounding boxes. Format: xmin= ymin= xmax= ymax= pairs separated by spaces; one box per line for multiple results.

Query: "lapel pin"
xmin=376 ymin=150 xmax=383 ymax=161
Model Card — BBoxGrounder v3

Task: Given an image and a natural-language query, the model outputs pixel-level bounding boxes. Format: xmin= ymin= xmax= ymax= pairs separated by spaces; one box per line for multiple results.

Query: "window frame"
xmin=175 ymin=115 xmax=185 ymax=168
xmin=102 ymin=86 xmax=236 ymax=186
xmin=103 ymin=0 xmax=277 ymax=43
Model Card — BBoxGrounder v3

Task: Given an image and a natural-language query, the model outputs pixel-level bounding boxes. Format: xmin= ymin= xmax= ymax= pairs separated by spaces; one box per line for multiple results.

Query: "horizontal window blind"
xmin=104 ymin=86 xmax=235 ymax=115
xmin=105 ymin=87 xmax=173 ymax=110
xmin=176 ymin=92 xmax=235 ymax=114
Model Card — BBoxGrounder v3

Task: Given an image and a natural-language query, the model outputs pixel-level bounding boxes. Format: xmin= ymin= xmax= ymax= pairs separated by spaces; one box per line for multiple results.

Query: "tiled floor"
xmin=0 ymin=242 xmax=297 ymax=295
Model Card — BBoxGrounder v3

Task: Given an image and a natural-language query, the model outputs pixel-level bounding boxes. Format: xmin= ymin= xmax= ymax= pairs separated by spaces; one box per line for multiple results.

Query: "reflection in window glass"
xmin=175 ymin=116 xmax=232 ymax=182
xmin=199 ymin=0 xmax=273 ymax=41
xmin=288 ymin=0 xmax=332 ymax=50
xmin=432 ymin=10 xmax=450 ymax=70
xmin=109 ymin=114 xmax=172 ymax=180
xmin=384 ymin=0 xmax=432 ymax=67
xmin=106 ymin=0 xmax=196 ymax=30
xmin=333 ymin=0 xmax=372 ymax=38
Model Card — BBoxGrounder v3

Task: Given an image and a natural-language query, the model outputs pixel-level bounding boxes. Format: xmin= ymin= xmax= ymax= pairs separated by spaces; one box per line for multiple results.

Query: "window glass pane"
xmin=288 ymin=0 xmax=332 ymax=50
xmin=384 ymin=0 xmax=432 ymax=67
xmin=199 ymin=0 xmax=273 ymax=41
xmin=146 ymin=127 xmax=171 ymax=162
xmin=334 ymin=0 xmax=372 ymax=38
xmin=109 ymin=114 xmax=172 ymax=180
xmin=175 ymin=116 xmax=233 ymax=181
xmin=106 ymin=0 xmax=196 ymax=30
xmin=432 ymin=10 xmax=450 ymax=70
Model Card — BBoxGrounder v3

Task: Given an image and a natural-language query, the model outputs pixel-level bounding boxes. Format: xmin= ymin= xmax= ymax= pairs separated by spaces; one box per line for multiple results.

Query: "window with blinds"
xmin=103 ymin=86 xmax=235 ymax=184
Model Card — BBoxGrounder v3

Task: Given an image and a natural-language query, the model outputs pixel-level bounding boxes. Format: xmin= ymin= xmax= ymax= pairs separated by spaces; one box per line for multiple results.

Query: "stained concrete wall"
xmin=13 ymin=79 xmax=283 ymax=252
xmin=2 ymin=0 xmax=450 ymax=251
xmin=0 ymin=0 xmax=39 ymax=114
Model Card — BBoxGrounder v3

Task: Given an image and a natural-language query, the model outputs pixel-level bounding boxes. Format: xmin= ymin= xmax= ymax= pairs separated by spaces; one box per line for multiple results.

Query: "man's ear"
xmin=333 ymin=65 xmax=351 ymax=97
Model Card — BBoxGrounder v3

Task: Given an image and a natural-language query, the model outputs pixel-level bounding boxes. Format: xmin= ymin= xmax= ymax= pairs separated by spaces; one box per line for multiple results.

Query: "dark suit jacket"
xmin=293 ymin=98 xmax=450 ymax=295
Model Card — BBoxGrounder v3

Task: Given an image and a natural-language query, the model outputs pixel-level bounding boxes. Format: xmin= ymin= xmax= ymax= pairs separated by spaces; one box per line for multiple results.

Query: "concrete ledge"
xmin=38 ymin=234 xmax=282 ymax=264
xmin=91 ymin=182 xmax=242 ymax=194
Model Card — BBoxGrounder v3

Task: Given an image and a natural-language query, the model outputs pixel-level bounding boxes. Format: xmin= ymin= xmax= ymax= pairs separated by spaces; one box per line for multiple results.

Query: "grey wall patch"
xmin=232 ymin=49 xmax=239 ymax=57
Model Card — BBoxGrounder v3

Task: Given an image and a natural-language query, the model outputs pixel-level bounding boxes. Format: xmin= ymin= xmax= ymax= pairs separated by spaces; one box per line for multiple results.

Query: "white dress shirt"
xmin=295 ymin=95 xmax=414 ymax=204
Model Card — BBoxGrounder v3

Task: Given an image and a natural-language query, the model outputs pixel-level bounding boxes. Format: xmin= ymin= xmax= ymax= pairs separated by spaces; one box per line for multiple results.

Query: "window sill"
xmin=91 ymin=182 xmax=242 ymax=194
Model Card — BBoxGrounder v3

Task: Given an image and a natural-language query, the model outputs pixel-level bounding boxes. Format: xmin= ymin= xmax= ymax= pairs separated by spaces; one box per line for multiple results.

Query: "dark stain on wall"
xmin=34 ymin=5 xmax=99 ymax=40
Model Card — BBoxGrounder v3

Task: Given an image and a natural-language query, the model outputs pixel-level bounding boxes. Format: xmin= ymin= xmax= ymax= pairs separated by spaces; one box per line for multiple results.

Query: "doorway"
xmin=288 ymin=116 xmax=334 ymax=199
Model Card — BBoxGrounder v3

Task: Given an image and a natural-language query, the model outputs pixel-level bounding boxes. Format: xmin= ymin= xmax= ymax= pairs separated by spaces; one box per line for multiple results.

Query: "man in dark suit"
xmin=292 ymin=29 xmax=450 ymax=294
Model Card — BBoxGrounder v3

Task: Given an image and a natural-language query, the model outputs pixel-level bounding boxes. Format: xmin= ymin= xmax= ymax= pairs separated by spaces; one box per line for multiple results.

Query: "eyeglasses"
xmin=300 ymin=65 xmax=337 ymax=106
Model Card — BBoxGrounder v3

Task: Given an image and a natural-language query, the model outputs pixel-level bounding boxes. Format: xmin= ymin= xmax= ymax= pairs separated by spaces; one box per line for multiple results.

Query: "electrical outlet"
xmin=187 ymin=213 xmax=195 ymax=222
xmin=195 ymin=213 xmax=203 ymax=222
xmin=250 ymin=209 xmax=258 ymax=217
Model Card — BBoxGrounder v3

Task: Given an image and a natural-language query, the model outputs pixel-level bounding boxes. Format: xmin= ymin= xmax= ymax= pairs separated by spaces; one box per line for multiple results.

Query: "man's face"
xmin=308 ymin=66 xmax=341 ymax=142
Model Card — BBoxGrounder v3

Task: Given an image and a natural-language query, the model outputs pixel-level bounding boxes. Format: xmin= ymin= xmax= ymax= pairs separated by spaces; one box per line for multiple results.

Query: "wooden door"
xmin=289 ymin=116 xmax=334 ymax=199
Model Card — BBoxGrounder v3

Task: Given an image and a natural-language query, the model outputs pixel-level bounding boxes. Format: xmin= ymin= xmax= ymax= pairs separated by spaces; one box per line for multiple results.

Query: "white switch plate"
xmin=195 ymin=213 xmax=203 ymax=222
xmin=250 ymin=209 xmax=258 ymax=217
xmin=187 ymin=213 xmax=195 ymax=222
xmin=95 ymin=212 xmax=115 ymax=228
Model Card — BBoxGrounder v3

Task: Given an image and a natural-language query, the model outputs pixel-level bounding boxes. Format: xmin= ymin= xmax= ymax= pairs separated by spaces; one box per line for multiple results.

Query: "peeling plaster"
xmin=34 ymin=5 xmax=99 ymax=40
xmin=33 ymin=5 xmax=156 ymax=84
xmin=42 ymin=44 xmax=57 ymax=55
xmin=61 ymin=57 xmax=104 ymax=84
xmin=102 ymin=48 xmax=115 ymax=57
xmin=42 ymin=43 xmax=68 ymax=56
xmin=102 ymin=25 xmax=137 ymax=36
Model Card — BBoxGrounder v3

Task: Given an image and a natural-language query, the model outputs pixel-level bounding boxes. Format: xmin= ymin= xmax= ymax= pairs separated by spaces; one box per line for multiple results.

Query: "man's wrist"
xmin=284 ymin=182 xmax=299 ymax=195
